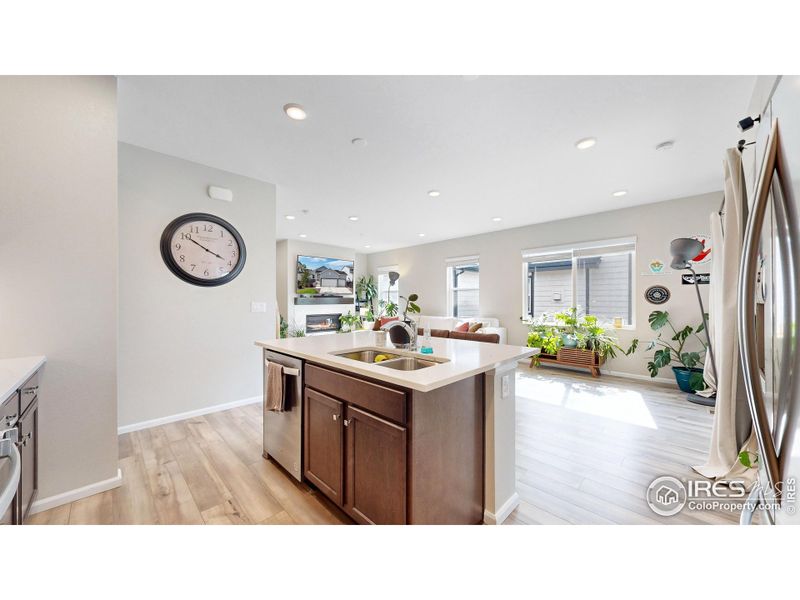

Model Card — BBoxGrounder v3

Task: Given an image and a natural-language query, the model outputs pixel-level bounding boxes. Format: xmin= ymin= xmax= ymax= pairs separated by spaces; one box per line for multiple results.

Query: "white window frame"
xmin=446 ymin=255 xmax=480 ymax=318
xmin=376 ymin=264 xmax=400 ymax=306
xmin=521 ymin=237 xmax=637 ymax=328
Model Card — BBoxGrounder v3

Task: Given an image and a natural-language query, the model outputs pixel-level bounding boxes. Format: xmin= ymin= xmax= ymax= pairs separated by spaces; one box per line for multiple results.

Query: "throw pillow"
xmin=454 ymin=322 xmax=470 ymax=333
xmin=468 ymin=322 xmax=483 ymax=333
xmin=379 ymin=316 xmax=399 ymax=328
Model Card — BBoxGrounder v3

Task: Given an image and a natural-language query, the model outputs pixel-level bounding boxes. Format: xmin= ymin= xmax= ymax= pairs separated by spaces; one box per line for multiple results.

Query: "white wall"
xmin=0 ymin=76 xmax=119 ymax=497
xmin=367 ymin=193 xmax=719 ymax=377
xmin=118 ymin=144 xmax=276 ymax=428
xmin=276 ymin=239 xmax=367 ymax=331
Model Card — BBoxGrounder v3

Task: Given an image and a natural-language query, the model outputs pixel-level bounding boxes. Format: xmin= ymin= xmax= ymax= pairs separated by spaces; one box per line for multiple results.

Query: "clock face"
xmin=160 ymin=213 xmax=246 ymax=286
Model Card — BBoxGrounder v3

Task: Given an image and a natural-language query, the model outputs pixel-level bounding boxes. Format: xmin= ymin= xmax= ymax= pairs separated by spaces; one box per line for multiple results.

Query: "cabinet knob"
xmin=332 ymin=414 xmax=339 ymax=422
xmin=16 ymin=432 xmax=31 ymax=448
xmin=343 ymin=419 xmax=351 ymax=427
xmin=5 ymin=414 xmax=17 ymax=426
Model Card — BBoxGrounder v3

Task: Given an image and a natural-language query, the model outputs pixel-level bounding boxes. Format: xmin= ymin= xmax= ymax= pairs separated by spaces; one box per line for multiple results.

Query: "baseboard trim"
xmin=600 ymin=369 xmax=675 ymax=385
xmin=30 ymin=468 xmax=123 ymax=515
xmin=118 ymin=395 xmax=262 ymax=434
xmin=483 ymin=492 xmax=520 ymax=525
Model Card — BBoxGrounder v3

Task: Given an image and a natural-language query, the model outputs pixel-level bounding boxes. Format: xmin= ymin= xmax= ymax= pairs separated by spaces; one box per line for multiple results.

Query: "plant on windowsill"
xmin=643 ymin=310 xmax=707 ymax=392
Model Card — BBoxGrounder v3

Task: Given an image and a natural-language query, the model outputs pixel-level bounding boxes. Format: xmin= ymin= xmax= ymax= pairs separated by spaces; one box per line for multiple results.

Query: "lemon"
xmin=374 ymin=354 xmax=390 ymax=363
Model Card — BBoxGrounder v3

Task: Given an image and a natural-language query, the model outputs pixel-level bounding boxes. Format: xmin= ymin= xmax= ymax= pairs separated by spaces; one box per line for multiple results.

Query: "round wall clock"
xmin=160 ymin=212 xmax=246 ymax=287
xmin=645 ymin=285 xmax=670 ymax=305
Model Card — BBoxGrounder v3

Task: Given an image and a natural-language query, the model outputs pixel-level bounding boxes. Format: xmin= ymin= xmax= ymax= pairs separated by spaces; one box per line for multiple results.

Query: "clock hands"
xmin=186 ymin=236 xmax=225 ymax=260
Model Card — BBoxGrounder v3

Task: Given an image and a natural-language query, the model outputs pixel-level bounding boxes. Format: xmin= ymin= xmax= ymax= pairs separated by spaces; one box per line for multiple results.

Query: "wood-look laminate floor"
xmin=505 ymin=367 xmax=740 ymax=525
xmin=29 ymin=367 xmax=737 ymax=525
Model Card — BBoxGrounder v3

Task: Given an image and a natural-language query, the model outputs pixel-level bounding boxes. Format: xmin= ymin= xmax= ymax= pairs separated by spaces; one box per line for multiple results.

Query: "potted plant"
xmin=355 ymin=275 xmax=378 ymax=311
xmin=361 ymin=308 xmax=376 ymax=331
xmin=554 ymin=308 xmax=580 ymax=348
xmin=526 ymin=311 xmax=637 ymax=368
xmin=338 ymin=311 xmax=362 ymax=333
xmin=643 ymin=310 xmax=707 ymax=392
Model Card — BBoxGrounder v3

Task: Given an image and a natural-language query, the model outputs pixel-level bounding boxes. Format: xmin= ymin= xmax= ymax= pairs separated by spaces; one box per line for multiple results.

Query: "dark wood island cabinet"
xmin=303 ymin=363 xmax=484 ymax=525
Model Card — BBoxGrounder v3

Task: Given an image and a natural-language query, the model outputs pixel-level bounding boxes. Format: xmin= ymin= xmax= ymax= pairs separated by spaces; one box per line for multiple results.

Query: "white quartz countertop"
xmin=0 ymin=356 xmax=46 ymax=405
xmin=255 ymin=332 xmax=534 ymax=392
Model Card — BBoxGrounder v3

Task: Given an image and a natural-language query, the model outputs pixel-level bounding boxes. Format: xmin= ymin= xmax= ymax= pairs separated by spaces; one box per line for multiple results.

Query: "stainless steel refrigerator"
xmin=740 ymin=75 xmax=800 ymax=525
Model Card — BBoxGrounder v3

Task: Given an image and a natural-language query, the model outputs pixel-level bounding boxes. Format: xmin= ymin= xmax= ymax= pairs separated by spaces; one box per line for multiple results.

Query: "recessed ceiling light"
xmin=427 ymin=190 xmax=441 ymax=197
xmin=299 ymin=233 xmax=307 ymax=238
xmin=656 ymin=140 xmax=675 ymax=151
xmin=612 ymin=190 xmax=628 ymax=197
xmin=285 ymin=215 xmax=296 ymax=220
xmin=364 ymin=244 xmax=371 ymax=248
xmin=418 ymin=233 xmax=425 ymax=237
xmin=492 ymin=217 xmax=502 ymax=222
xmin=283 ymin=103 xmax=307 ymax=121
xmin=348 ymin=216 xmax=359 ymax=221
xmin=575 ymin=137 xmax=597 ymax=150
xmin=351 ymin=138 xmax=367 ymax=147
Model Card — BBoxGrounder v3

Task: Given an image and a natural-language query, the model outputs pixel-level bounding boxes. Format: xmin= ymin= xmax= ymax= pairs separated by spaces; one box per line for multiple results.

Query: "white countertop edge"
xmin=0 ymin=355 xmax=46 ymax=405
xmin=255 ymin=340 xmax=534 ymax=393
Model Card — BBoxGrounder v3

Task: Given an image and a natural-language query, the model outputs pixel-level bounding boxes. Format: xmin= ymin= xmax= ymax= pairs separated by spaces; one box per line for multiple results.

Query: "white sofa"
xmin=414 ymin=315 xmax=508 ymax=345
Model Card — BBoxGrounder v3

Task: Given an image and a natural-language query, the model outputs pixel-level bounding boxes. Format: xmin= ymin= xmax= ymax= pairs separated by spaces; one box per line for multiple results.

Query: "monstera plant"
xmin=644 ymin=310 xmax=707 ymax=392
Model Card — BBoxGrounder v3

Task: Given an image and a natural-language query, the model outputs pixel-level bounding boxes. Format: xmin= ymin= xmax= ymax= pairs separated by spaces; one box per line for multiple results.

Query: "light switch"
xmin=251 ymin=301 xmax=267 ymax=313
xmin=501 ymin=374 xmax=510 ymax=399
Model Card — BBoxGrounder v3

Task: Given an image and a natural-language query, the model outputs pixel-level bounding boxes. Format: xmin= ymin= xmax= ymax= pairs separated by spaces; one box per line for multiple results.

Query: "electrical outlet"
xmin=251 ymin=301 xmax=267 ymax=313
xmin=501 ymin=374 xmax=510 ymax=399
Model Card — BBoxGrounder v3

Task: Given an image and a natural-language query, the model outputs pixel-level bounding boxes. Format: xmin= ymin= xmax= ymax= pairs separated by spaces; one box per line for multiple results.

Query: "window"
xmin=376 ymin=266 xmax=400 ymax=306
xmin=522 ymin=237 xmax=635 ymax=326
xmin=446 ymin=256 xmax=480 ymax=318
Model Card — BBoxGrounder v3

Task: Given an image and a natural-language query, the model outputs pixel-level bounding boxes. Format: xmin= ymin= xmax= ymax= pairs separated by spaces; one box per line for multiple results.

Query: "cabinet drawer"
xmin=19 ymin=371 xmax=39 ymax=415
xmin=305 ymin=364 xmax=407 ymax=425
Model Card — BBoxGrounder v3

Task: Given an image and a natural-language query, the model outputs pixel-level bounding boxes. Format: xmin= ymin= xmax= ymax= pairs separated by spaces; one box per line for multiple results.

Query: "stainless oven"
xmin=263 ymin=349 xmax=303 ymax=481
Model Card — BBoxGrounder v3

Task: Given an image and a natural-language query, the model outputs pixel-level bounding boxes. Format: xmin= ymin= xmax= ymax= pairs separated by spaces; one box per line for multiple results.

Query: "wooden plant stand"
xmin=530 ymin=347 xmax=606 ymax=377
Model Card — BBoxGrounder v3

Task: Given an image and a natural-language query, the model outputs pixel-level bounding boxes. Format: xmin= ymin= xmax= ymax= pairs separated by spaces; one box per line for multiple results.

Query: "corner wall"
xmin=366 ymin=192 xmax=720 ymax=378
xmin=117 ymin=143 xmax=276 ymax=428
xmin=0 ymin=76 xmax=120 ymax=498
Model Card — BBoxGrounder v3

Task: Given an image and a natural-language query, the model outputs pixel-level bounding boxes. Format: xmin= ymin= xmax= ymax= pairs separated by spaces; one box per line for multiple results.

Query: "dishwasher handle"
xmin=0 ymin=428 xmax=21 ymax=518
xmin=264 ymin=359 xmax=300 ymax=377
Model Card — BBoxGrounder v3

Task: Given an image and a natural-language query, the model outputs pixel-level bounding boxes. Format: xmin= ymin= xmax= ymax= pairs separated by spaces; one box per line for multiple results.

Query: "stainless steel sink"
xmin=334 ymin=350 xmax=402 ymax=364
xmin=375 ymin=357 xmax=438 ymax=371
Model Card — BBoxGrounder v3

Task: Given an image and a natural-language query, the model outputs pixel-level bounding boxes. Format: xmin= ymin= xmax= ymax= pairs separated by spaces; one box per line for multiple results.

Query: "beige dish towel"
xmin=264 ymin=361 xmax=285 ymax=412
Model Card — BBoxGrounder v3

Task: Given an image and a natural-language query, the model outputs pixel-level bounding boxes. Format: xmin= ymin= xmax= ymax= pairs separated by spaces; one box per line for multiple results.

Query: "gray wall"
xmin=118 ymin=144 xmax=276 ymax=427
xmin=0 ymin=77 xmax=119 ymax=497
xmin=367 ymin=193 xmax=718 ymax=377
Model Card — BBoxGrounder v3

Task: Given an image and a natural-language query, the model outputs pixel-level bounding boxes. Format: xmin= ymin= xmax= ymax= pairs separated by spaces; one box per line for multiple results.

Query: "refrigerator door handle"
xmin=0 ymin=428 xmax=21 ymax=518
xmin=738 ymin=120 xmax=783 ymax=497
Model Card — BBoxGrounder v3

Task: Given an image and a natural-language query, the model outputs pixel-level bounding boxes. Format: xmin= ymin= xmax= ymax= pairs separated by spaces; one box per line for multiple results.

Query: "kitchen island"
xmin=255 ymin=331 xmax=534 ymax=524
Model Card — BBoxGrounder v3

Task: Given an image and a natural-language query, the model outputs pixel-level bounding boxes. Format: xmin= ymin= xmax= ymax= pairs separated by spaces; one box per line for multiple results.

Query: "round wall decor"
xmin=160 ymin=212 xmax=246 ymax=287
xmin=645 ymin=285 xmax=671 ymax=305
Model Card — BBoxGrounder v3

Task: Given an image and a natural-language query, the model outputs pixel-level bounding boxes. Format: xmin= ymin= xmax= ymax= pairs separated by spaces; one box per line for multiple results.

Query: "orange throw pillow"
xmin=379 ymin=316 xmax=399 ymax=328
xmin=454 ymin=322 xmax=470 ymax=333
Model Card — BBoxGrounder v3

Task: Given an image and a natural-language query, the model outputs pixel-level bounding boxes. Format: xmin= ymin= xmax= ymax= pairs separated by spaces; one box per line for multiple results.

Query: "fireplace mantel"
xmin=294 ymin=296 xmax=355 ymax=306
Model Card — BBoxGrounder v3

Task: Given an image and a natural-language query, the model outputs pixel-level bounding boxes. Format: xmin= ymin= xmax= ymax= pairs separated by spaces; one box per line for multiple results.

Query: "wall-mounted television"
xmin=296 ymin=255 xmax=354 ymax=295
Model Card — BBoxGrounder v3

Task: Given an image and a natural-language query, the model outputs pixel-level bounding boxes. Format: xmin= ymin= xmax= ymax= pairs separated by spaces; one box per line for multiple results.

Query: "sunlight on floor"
xmin=516 ymin=372 xmax=658 ymax=429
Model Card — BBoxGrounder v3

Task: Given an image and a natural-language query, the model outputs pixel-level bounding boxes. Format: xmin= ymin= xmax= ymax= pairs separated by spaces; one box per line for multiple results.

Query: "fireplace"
xmin=306 ymin=313 xmax=340 ymax=334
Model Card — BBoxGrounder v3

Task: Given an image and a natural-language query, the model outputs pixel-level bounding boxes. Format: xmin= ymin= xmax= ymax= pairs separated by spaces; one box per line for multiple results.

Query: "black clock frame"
xmin=160 ymin=212 xmax=247 ymax=287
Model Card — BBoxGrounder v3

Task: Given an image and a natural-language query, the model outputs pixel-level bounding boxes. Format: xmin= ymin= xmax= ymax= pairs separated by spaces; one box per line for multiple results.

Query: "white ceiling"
xmin=118 ymin=75 xmax=755 ymax=253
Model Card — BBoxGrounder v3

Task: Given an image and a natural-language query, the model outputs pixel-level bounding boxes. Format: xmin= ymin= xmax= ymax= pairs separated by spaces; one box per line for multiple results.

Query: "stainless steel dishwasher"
xmin=263 ymin=349 xmax=303 ymax=481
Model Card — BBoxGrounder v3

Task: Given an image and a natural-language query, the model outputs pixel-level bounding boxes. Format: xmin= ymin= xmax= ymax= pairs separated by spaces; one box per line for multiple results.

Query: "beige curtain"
xmin=693 ymin=148 xmax=757 ymax=482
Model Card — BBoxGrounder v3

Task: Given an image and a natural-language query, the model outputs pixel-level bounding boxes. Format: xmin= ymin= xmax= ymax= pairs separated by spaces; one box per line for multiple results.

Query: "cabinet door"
xmin=18 ymin=403 xmax=37 ymax=523
xmin=344 ymin=405 xmax=407 ymax=525
xmin=303 ymin=388 xmax=344 ymax=505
